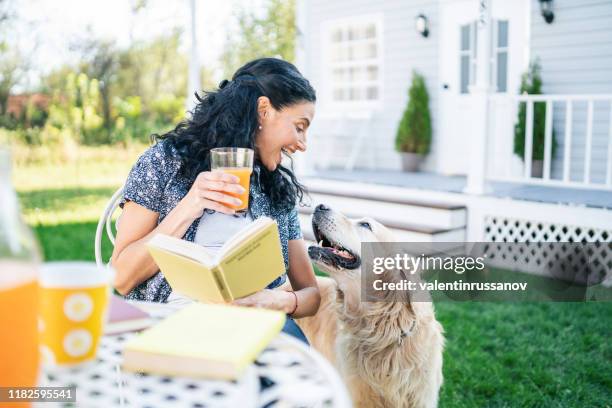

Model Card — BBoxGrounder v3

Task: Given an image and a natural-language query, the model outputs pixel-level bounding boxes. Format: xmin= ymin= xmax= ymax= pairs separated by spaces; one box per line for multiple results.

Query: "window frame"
xmin=321 ymin=13 xmax=384 ymax=111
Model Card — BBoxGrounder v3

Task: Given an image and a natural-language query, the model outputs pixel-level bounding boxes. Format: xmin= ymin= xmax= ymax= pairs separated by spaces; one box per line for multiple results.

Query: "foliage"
xmin=395 ymin=71 xmax=431 ymax=155
xmin=221 ymin=0 xmax=296 ymax=78
xmin=46 ymin=72 xmax=105 ymax=145
xmin=514 ymin=60 xmax=557 ymax=161
xmin=115 ymin=28 xmax=189 ymax=104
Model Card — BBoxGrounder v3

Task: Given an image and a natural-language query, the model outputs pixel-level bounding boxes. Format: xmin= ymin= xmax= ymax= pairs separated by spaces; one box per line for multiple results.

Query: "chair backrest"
xmin=94 ymin=186 xmax=125 ymax=268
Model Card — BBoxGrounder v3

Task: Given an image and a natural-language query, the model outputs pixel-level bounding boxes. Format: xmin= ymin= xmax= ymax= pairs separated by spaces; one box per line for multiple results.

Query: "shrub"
xmin=514 ymin=60 xmax=557 ymax=161
xmin=395 ymin=71 xmax=431 ymax=155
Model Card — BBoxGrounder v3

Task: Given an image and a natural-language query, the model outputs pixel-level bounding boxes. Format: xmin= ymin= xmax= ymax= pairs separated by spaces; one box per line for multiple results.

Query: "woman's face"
xmin=255 ymin=97 xmax=315 ymax=171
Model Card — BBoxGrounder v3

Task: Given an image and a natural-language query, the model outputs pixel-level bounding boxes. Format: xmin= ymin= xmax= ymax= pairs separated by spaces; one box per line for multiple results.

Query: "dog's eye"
xmin=358 ymin=221 xmax=372 ymax=231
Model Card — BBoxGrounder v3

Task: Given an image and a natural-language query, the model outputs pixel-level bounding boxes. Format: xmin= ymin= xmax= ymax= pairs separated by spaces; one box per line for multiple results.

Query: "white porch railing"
xmin=487 ymin=94 xmax=612 ymax=191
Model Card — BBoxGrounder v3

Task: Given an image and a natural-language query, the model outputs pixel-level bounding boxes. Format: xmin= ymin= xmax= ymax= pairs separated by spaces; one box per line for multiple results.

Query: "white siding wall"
xmin=298 ymin=0 xmax=440 ymax=171
xmin=530 ymin=0 xmax=612 ymax=184
xmin=299 ymin=0 xmax=612 ymax=178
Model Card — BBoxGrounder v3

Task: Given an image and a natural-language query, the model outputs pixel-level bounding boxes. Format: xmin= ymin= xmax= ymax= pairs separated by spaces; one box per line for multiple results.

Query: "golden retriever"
xmin=296 ymin=204 xmax=445 ymax=408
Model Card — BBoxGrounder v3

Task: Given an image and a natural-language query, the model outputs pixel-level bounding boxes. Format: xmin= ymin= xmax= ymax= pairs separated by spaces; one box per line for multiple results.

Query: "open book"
xmin=146 ymin=216 xmax=285 ymax=303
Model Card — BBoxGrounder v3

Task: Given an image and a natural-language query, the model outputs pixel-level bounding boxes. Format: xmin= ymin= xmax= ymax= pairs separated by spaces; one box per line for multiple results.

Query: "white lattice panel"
xmin=483 ymin=216 xmax=611 ymax=287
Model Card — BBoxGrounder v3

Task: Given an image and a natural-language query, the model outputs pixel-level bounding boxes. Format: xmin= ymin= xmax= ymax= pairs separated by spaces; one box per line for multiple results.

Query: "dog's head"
xmin=308 ymin=204 xmax=398 ymax=310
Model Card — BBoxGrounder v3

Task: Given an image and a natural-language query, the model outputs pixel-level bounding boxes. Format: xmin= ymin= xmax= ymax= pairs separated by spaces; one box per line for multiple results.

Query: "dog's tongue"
xmin=331 ymin=247 xmax=353 ymax=259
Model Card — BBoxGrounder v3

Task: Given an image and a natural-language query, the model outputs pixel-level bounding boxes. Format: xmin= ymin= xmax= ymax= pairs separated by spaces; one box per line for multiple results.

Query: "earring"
xmin=258 ymin=125 xmax=262 ymax=130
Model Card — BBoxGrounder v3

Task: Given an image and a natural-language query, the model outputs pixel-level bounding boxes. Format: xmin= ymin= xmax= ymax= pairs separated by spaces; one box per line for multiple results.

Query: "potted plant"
xmin=514 ymin=60 xmax=556 ymax=177
xmin=395 ymin=71 xmax=431 ymax=172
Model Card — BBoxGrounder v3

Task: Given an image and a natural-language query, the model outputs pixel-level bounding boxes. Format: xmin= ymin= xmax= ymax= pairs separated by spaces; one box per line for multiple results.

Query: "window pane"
xmin=460 ymin=55 xmax=470 ymax=94
xmin=460 ymin=24 xmax=470 ymax=51
xmin=366 ymin=86 xmax=378 ymax=100
xmin=496 ymin=51 xmax=508 ymax=92
xmin=348 ymin=27 xmax=355 ymax=41
xmin=367 ymin=43 xmax=377 ymax=58
xmin=367 ymin=65 xmax=378 ymax=80
xmin=365 ymin=24 xmax=376 ymax=39
xmin=472 ymin=21 xmax=477 ymax=58
xmin=497 ymin=20 xmax=508 ymax=47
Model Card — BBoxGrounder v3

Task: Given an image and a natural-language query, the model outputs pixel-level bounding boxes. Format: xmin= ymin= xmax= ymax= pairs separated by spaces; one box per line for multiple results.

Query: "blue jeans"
xmin=282 ymin=317 xmax=309 ymax=345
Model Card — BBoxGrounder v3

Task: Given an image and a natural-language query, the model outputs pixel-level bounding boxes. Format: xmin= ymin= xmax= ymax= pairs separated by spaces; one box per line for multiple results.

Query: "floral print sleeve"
xmin=120 ymin=143 xmax=170 ymax=213
xmin=287 ymin=207 xmax=303 ymax=240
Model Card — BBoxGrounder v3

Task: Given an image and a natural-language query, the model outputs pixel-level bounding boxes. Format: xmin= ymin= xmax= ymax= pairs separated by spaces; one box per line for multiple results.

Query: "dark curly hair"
xmin=154 ymin=58 xmax=316 ymax=212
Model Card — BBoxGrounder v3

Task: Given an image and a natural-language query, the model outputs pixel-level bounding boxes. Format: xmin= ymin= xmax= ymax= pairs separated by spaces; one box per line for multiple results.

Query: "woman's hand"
xmin=178 ymin=171 xmax=245 ymax=220
xmin=232 ymin=289 xmax=295 ymax=314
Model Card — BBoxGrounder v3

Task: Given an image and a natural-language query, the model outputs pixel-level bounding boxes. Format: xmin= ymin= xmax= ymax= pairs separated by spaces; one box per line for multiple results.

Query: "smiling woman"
xmin=110 ymin=58 xmax=319 ymax=344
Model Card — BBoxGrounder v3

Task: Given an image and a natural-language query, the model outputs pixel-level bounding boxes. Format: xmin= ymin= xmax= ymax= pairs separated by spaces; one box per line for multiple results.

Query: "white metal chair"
xmin=94 ymin=186 xmax=125 ymax=268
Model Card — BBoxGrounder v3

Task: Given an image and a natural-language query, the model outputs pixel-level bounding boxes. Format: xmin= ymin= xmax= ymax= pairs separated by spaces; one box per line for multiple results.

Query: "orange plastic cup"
xmin=38 ymin=262 xmax=113 ymax=368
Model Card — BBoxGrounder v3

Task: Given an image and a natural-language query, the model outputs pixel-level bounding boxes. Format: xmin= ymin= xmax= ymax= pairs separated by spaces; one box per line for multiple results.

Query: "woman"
xmin=111 ymin=58 xmax=319 ymax=343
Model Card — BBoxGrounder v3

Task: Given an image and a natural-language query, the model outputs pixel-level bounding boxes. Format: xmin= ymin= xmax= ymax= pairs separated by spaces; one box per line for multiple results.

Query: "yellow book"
xmin=146 ymin=216 xmax=285 ymax=303
xmin=122 ymin=303 xmax=286 ymax=379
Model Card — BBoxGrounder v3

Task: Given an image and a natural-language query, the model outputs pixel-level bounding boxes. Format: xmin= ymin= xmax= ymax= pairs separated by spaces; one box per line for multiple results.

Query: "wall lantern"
xmin=415 ymin=14 xmax=429 ymax=38
xmin=539 ymin=0 xmax=554 ymax=24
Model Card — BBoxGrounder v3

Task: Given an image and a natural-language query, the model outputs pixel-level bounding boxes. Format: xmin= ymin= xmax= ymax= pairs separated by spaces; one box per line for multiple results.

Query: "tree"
xmin=70 ymin=35 xmax=119 ymax=132
xmin=395 ymin=71 xmax=431 ymax=155
xmin=0 ymin=0 xmax=30 ymax=117
xmin=115 ymin=28 xmax=188 ymax=106
xmin=221 ymin=0 xmax=296 ymax=77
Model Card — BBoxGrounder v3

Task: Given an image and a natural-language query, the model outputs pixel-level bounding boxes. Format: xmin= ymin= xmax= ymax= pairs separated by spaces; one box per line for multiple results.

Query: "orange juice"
xmin=219 ymin=167 xmax=252 ymax=211
xmin=0 ymin=262 xmax=39 ymax=407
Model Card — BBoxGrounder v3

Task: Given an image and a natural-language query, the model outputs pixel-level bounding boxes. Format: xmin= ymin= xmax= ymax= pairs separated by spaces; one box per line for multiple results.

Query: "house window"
xmin=459 ymin=22 xmax=477 ymax=94
xmin=492 ymin=20 xmax=509 ymax=92
xmin=325 ymin=15 xmax=382 ymax=106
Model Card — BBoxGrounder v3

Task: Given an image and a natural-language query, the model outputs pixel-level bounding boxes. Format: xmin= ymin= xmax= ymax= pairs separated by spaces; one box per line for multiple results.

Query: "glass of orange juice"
xmin=210 ymin=147 xmax=254 ymax=214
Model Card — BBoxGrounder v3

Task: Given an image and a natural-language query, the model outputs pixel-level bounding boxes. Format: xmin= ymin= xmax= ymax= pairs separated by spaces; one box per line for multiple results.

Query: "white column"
xmin=294 ymin=0 xmax=313 ymax=176
xmin=464 ymin=0 xmax=492 ymax=195
xmin=186 ymin=0 xmax=202 ymax=113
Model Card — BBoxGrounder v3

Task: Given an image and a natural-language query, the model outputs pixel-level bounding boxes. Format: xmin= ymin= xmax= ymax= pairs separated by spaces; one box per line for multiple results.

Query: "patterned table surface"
xmin=37 ymin=302 xmax=352 ymax=408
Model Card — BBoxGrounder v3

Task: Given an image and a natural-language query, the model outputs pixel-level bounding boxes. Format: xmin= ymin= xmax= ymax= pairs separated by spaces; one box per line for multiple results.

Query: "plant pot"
xmin=400 ymin=152 xmax=423 ymax=172
xmin=531 ymin=160 xmax=543 ymax=178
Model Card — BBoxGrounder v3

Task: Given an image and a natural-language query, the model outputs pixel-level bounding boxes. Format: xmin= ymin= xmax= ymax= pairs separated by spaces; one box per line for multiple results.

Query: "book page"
xmin=148 ymin=234 xmax=215 ymax=266
xmin=217 ymin=221 xmax=285 ymax=300
xmin=147 ymin=246 xmax=227 ymax=303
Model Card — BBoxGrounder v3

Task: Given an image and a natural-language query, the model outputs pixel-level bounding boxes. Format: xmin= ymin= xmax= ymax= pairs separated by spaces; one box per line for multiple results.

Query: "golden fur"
xmin=295 ymin=207 xmax=445 ymax=408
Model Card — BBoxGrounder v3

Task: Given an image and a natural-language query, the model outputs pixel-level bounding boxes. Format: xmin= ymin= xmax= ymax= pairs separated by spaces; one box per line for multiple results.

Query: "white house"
xmin=291 ymin=0 xmax=611 ymax=282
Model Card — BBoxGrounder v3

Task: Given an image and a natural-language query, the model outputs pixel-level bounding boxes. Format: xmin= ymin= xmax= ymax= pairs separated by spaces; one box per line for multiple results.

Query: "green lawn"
xmin=13 ymin=147 xmax=612 ymax=407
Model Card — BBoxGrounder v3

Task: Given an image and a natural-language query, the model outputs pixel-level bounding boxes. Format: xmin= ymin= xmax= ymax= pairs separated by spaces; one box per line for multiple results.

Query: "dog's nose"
xmin=316 ymin=203 xmax=330 ymax=212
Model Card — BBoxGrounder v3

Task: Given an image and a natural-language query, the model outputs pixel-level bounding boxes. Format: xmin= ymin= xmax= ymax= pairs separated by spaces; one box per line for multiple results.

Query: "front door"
xmin=438 ymin=0 xmax=529 ymax=176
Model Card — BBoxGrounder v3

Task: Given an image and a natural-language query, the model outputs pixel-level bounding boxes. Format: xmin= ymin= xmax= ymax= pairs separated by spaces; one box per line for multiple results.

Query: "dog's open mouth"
xmin=308 ymin=221 xmax=361 ymax=270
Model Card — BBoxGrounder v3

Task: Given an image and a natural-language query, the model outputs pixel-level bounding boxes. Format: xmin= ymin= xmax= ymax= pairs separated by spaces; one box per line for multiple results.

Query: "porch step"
xmin=301 ymin=187 xmax=467 ymax=230
xmin=298 ymin=212 xmax=465 ymax=244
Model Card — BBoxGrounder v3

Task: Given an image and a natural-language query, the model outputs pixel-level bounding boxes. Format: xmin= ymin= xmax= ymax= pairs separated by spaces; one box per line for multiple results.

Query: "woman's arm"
xmin=112 ymin=171 xmax=245 ymax=295
xmin=233 ymin=239 xmax=321 ymax=318
xmin=285 ymin=238 xmax=321 ymax=317
xmin=111 ymin=200 xmax=196 ymax=295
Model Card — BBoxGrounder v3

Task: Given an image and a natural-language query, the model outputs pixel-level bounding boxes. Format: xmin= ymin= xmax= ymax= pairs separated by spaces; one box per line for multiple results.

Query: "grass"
xmin=11 ymin=145 xmax=612 ymax=407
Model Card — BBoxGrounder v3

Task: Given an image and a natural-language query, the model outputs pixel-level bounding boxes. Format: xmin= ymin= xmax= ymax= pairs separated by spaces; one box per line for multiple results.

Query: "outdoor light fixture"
xmin=415 ymin=14 xmax=429 ymax=38
xmin=539 ymin=0 xmax=554 ymax=24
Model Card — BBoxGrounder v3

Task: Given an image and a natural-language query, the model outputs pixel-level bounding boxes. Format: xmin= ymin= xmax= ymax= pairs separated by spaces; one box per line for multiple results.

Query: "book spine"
xmin=212 ymin=266 xmax=232 ymax=302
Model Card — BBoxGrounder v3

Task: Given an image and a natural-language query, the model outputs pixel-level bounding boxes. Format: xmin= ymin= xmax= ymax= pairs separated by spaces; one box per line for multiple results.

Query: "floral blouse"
xmin=119 ymin=140 xmax=303 ymax=302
